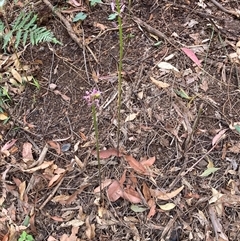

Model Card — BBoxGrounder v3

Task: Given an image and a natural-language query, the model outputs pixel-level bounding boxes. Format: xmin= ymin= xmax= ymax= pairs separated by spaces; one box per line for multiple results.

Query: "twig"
xmin=210 ymin=0 xmax=240 ymax=18
xmin=42 ymin=0 xmax=99 ymax=64
xmin=25 ymin=144 xmax=49 ymax=195
xmin=132 ymin=17 xmax=178 ymax=49
xmin=39 ymin=172 xmax=66 ymax=210
xmin=169 ymin=143 xmax=217 ymax=189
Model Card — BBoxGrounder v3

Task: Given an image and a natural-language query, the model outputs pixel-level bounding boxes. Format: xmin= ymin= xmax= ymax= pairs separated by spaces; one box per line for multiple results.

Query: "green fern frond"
xmin=1 ymin=11 xmax=61 ymax=50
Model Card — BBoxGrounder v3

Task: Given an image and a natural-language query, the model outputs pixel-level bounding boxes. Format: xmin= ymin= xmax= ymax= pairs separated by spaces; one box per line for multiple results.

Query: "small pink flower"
xmin=111 ymin=0 xmax=125 ymax=13
xmin=83 ymin=88 xmax=101 ymax=107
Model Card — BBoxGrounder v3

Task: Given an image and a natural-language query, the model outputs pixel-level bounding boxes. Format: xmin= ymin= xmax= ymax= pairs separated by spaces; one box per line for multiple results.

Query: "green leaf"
xmin=175 ymin=88 xmax=191 ymax=100
xmin=90 ymin=0 xmax=102 ymax=6
xmin=234 ymin=125 xmax=240 ymax=134
xmin=200 ymin=167 xmax=220 ymax=177
xmin=108 ymin=13 xmax=118 ymax=20
xmin=73 ymin=12 xmax=87 ymax=22
xmin=23 ymin=215 xmax=30 ymax=226
xmin=130 ymin=204 xmax=147 ymax=213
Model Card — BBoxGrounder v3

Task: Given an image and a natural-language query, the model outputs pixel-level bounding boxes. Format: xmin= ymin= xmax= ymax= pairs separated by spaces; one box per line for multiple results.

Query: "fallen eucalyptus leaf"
xmin=158 ymin=202 xmax=176 ymax=211
xmin=130 ymin=204 xmax=148 ymax=213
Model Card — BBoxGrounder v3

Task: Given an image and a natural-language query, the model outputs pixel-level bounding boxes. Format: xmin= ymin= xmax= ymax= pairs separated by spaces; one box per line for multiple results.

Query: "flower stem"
xmin=116 ymin=0 xmax=124 ymax=151
xmin=92 ymin=104 xmax=102 ymax=201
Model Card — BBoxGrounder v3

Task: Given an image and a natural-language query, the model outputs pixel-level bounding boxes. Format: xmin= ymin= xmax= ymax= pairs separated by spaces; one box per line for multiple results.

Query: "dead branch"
xmin=42 ymin=0 xmax=99 ymax=64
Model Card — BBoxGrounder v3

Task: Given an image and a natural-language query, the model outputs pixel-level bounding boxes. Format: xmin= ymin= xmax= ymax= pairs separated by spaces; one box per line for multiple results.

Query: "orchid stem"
xmin=92 ymin=104 xmax=102 ymax=201
xmin=116 ymin=0 xmax=124 ymax=151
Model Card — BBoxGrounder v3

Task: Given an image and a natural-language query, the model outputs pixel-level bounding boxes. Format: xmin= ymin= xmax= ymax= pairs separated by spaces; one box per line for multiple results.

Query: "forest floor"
xmin=1 ymin=0 xmax=240 ymax=240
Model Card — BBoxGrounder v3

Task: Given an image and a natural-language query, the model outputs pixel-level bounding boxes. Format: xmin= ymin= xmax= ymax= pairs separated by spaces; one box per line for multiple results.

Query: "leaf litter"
xmin=2 ymin=1 xmax=240 ymax=240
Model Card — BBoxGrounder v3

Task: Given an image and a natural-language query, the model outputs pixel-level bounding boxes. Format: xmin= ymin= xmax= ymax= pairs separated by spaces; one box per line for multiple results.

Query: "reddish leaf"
xmin=123 ymin=187 xmax=142 ymax=204
xmin=1 ymin=139 xmax=17 ymax=152
xmin=47 ymin=140 xmax=61 ymax=154
xmin=212 ymin=129 xmax=227 ymax=146
xmin=92 ymin=148 xmax=123 ymax=159
xmin=119 ymin=170 xmax=126 ymax=186
xmin=124 ymin=155 xmax=147 ymax=174
xmin=181 ymin=47 xmax=201 ymax=66
xmin=51 ymin=216 xmax=64 ymax=222
xmin=147 ymin=198 xmax=156 ymax=219
xmin=107 ymin=180 xmax=123 ymax=202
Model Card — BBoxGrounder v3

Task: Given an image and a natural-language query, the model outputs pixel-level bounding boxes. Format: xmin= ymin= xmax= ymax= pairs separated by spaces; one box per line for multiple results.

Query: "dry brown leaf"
xmin=47 ymin=236 xmax=58 ymax=241
xmin=147 ymin=198 xmax=156 ymax=219
xmin=23 ymin=115 xmax=35 ymax=129
xmin=209 ymin=205 xmax=228 ymax=241
xmin=122 ymin=187 xmax=142 ymax=204
xmin=140 ymin=156 xmax=156 ymax=167
xmin=94 ymin=179 xmax=112 ymax=193
xmin=129 ymin=171 xmax=138 ymax=187
xmin=92 ymin=69 xmax=99 ymax=83
xmin=150 ymin=186 xmax=184 ymax=200
xmin=48 ymin=174 xmax=61 ymax=187
xmin=47 ymin=140 xmax=61 ymax=155
xmin=68 ymin=226 xmax=79 ymax=241
xmin=53 ymin=90 xmax=70 ymax=101
xmin=51 ymin=216 xmax=64 ymax=222
xmin=91 ymin=148 xmax=122 ymax=159
xmin=22 ymin=142 xmax=34 ymax=163
xmin=200 ymin=79 xmax=208 ymax=92
xmin=66 ymin=183 xmax=89 ymax=205
xmin=150 ymin=76 xmax=170 ymax=88
xmin=125 ymin=113 xmax=138 ymax=122
xmin=11 ymin=68 xmax=22 ymax=83
xmin=119 ymin=169 xmax=126 ymax=185
xmin=142 ymin=182 xmax=151 ymax=201
xmin=229 ymin=142 xmax=240 ymax=153
xmin=107 ymin=180 xmax=123 ymax=202
xmin=24 ymin=161 xmax=54 ymax=173
xmin=124 ymin=155 xmax=147 ymax=174
xmin=74 ymin=155 xmax=84 ymax=169
xmin=85 ymin=216 xmax=95 ymax=240
xmin=93 ymin=22 xmax=108 ymax=31
xmin=52 ymin=195 xmax=71 ymax=204
xmin=19 ymin=181 xmax=26 ymax=201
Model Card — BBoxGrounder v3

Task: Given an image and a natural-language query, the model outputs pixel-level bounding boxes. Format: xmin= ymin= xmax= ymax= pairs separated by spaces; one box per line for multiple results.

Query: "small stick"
xmin=42 ymin=0 xmax=99 ymax=64
xmin=132 ymin=17 xmax=178 ymax=49
xmin=39 ymin=172 xmax=66 ymax=210
xmin=210 ymin=0 xmax=240 ymax=18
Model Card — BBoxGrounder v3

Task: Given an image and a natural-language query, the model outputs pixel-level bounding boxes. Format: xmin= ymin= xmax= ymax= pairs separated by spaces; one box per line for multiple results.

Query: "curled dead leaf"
xmin=150 ymin=186 xmax=184 ymax=200
xmin=124 ymin=155 xmax=147 ymax=175
xmin=140 ymin=156 xmax=156 ymax=167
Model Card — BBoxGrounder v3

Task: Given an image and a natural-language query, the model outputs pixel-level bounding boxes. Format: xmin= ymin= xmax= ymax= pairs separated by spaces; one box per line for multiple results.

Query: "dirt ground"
xmin=1 ymin=0 xmax=240 ymax=240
